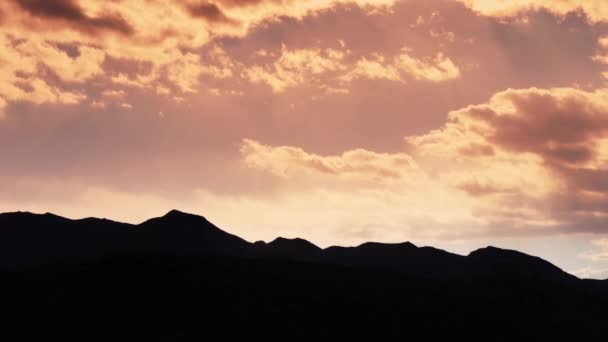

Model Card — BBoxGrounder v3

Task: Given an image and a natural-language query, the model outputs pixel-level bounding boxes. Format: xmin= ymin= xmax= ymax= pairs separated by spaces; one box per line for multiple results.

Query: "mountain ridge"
xmin=0 ymin=209 xmax=593 ymax=283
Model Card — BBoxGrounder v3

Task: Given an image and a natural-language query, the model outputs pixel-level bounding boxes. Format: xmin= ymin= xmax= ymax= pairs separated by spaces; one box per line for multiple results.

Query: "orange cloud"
xmin=239 ymin=87 xmax=608 ymax=235
xmin=408 ymin=87 xmax=608 ymax=232
xmin=395 ymin=51 xmax=460 ymax=82
xmin=445 ymin=88 xmax=608 ymax=167
xmin=241 ymin=138 xmax=419 ymax=181
xmin=0 ymin=0 xmax=396 ymax=112
xmin=345 ymin=49 xmax=461 ymax=83
xmin=246 ymin=46 xmax=348 ymax=92
xmin=0 ymin=33 xmax=89 ymax=115
xmin=13 ymin=0 xmax=134 ymax=35
xmin=248 ymin=46 xmax=461 ymax=92
xmin=458 ymin=0 xmax=608 ymax=23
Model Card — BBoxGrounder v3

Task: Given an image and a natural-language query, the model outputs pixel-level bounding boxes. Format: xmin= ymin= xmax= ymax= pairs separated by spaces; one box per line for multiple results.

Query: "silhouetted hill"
xmin=324 ymin=241 xmax=467 ymax=278
xmin=1 ymin=209 xmax=608 ymax=339
xmin=255 ymin=237 xmax=323 ymax=262
xmin=0 ymin=211 xmax=133 ymax=268
xmin=136 ymin=210 xmax=251 ymax=256
xmin=0 ymin=210 xmax=594 ymax=284
xmin=467 ymin=246 xmax=578 ymax=283
xmin=0 ymin=210 xmax=251 ymax=268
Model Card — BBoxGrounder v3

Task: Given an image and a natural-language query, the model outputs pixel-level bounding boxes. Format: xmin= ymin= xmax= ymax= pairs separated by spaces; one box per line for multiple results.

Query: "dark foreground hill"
xmin=1 ymin=210 xmax=607 ymax=340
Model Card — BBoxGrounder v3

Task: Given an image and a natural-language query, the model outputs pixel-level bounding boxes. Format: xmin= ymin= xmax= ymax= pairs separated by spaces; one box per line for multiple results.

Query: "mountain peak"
xmin=467 ymin=246 xmax=576 ymax=282
xmin=162 ymin=210 xmax=207 ymax=221
xmin=0 ymin=211 xmax=68 ymax=223
xmin=269 ymin=237 xmax=321 ymax=251
xmin=468 ymin=246 xmax=524 ymax=258
xmin=138 ymin=209 xmax=216 ymax=232
xmin=357 ymin=241 xmax=418 ymax=249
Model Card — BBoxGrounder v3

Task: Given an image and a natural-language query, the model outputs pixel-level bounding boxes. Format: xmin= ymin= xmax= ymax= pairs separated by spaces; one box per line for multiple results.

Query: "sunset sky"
xmin=2 ymin=0 xmax=608 ymax=278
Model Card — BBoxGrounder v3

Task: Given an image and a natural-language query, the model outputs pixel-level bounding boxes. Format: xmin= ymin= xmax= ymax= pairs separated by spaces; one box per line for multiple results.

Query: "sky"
xmin=2 ymin=0 xmax=608 ymax=279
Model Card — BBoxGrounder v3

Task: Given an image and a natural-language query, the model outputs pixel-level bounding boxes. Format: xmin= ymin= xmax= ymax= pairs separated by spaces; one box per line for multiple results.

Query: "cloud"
xmin=241 ymin=138 xmax=419 ymax=181
xmin=1 ymin=0 xmax=596 ymax=117
xmin=408 ymin=87 xmax=608 ymax=232
xmin=445 ymin=88 xmax=608 ymax=166
xmin=407 ymin=88 xmax=608 ymax=169
xmin=13 ymin=0 xmax=134 ymax=35
xmin=16 ymin=0 xmax=83 ymax=19
xmin=239 ymin=87 xmax=608 ymax=236
xmin=395 ymin=51 xmax=460 ymax=82
xmin=246 ymin=46 xmax=348 ymax=92
xmin=186 ymin=1 xmax=238 ymax=25
xmin=457 ymin=0 xmax=608 ymax=23
xmin=345 ymin=49 xmax=462 ymax=83
xmin=0 ymin=0 xmax=397 ymax=113
xmin=247 ymin=46 xmax=461 ymax=92
xmin=0 ymin=32 xmax=89 ymax=112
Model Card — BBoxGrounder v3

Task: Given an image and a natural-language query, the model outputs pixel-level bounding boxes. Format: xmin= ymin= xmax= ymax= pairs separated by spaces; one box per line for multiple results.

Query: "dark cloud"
xmin=14 ymin=0 xmax=133 ymax=35
xmin=16 ymin=0 xmax=84 ymax=21
xmin=187 ymin=2 xmax=238 ymax=25
xmin=86 ymin=13 xmax=133 ymax=35
xmin=446 ymin=87 xmax=608 ymax=233
xmin=461 ymin=90 xmax=608 ymax=166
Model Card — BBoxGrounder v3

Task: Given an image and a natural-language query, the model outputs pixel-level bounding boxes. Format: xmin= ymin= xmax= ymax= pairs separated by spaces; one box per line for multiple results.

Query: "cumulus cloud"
xmin=344 ymin=49 xmax=461 ymax=83
xmin=241 ymin=87 xmax=608 ymax=235
xmin=241 ymin=138 xmax=419 ymax=181
xmin=443 ymin=88 xmax=608 ymax=166
xmin=238 ymin=138 xmax=486 ymax=241
xmin=248 ymin=46 xmax=461 ymax=92
xmin=0 ymin=33 xmax=89 ymax=113
xmin=395 ymin=51 xmax=460 ymax=82
xmin=0 ymin=0 xmax=397 ymax=112
xmin=246 ymin=46 xmax=348 ymax=92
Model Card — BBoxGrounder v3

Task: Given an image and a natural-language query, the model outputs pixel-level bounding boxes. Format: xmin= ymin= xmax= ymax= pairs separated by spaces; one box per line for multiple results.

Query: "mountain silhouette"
xmin=256 ymin=237 xmax=323 ymax=262
xmin=1 ymin=210 xmax=608 ymax=339
xmin=0 ymin=210 xmax=252 ymax=268
xmin=0 ymin=208 xmax=601 ymax=300
xmin=0 ymin=210 xmax=592 ymax=283
xmin=136 ymin=210 xmax=251 ymax=256
xmin=467 ymin=246 xmax=579 ymax=283
xmin=324 ymin=241 xmax=468 ymax=279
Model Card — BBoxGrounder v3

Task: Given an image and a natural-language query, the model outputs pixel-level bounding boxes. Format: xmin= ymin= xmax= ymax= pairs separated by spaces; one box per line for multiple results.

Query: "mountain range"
xmin=1 ymin=209 xmax=607 ymax=339
xmin=0 ymin=209 xmax=586 ymax=282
